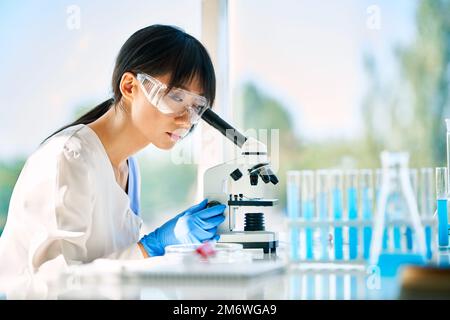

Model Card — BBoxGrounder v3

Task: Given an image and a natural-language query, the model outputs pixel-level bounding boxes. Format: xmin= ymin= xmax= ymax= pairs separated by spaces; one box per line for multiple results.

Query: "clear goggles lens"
xmin=137 ymin=73 xmax=210 ymax=127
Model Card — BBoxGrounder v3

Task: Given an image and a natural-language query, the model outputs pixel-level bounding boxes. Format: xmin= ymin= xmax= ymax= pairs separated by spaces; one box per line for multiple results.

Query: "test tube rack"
xmin=286 ymin=168 xmax=437 ymax=267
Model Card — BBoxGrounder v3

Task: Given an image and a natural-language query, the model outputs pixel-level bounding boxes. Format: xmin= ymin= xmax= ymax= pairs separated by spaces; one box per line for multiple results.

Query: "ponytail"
xmin=41 ymin=98 xmax=114 ymax=145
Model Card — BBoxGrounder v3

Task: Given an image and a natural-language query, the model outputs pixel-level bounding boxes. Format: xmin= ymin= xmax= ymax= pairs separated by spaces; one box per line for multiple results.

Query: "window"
xmin=0 ymin=0 xmax=203 ymax=232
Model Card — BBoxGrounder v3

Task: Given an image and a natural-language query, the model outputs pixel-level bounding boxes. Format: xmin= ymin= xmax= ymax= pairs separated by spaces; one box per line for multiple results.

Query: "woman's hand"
xmin=139 ymin=199 xmax=226 ymax=257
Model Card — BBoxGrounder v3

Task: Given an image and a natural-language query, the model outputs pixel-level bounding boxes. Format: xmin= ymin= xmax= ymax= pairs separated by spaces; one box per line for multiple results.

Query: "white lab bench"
xmin=47 ymin=249 xmax=404 ymax=300
xmin=53 ymin=270 xmax=400 ymax=300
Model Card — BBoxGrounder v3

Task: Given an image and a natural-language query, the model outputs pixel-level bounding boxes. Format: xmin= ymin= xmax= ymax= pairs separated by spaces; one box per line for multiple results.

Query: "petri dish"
xmin=164 ymin=243 xmax=251 ymax=264
xmin=165 ymin=243 xmax=243 ymax=254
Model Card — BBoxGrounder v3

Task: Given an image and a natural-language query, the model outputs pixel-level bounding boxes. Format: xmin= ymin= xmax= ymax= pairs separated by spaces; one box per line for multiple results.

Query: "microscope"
xmin=201 ymin=109 xmax=279 ymax=253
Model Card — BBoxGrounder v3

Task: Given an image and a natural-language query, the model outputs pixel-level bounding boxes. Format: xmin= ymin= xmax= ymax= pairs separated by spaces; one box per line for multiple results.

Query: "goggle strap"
xmin=150 ymin=86 xmax=164 ymax=106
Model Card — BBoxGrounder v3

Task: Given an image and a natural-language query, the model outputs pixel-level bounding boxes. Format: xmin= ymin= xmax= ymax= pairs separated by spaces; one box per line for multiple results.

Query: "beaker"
xmin=370 ymin=152 xmax=427 ymax=275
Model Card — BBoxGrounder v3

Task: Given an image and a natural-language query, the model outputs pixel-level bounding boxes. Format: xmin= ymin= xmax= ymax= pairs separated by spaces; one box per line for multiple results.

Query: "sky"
xmin=230 ymin=0 xmax=417 ymax=141
xmin=0 ymin=0 xmax=418 ymax=159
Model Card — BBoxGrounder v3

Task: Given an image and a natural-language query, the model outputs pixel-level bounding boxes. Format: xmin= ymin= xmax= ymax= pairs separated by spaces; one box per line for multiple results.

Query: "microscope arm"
xmin=201 ymin=108 xmax=278 ymax=185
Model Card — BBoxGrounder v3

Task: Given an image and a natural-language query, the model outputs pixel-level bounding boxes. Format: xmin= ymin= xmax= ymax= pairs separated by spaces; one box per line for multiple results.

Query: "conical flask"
xmin=370 ymin=151 xmax=427 ymax=267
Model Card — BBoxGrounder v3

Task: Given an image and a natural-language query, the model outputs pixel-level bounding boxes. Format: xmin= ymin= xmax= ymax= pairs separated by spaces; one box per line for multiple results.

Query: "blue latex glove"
xmin=139 ymin=199 xmax=226 ymax=256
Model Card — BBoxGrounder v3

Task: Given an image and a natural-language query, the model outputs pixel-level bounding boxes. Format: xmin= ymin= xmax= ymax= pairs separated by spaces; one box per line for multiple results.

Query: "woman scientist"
xmin=0 ymin=25 xmax=226 ymax=280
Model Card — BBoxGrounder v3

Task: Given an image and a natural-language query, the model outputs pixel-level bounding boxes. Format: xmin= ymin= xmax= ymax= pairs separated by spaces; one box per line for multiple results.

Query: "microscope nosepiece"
xmin=260 ymin=172 xmax=271 ymax=184
xmin=269 ymin=174 xmax=279 ymax=185
xmin=250 ymin=173 xmax=259 ymax=185
xmin=265 ymin=167 xmax=279 ymax=185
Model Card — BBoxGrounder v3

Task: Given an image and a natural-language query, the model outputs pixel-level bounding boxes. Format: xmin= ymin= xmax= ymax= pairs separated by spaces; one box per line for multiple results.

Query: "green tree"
xmin=399 ymin=0 xmax=450 ymax=166
xmin=362 ymin=0 xmax=450 ymax=167
xmin=0 ymin=158 xmax=26 ymax=233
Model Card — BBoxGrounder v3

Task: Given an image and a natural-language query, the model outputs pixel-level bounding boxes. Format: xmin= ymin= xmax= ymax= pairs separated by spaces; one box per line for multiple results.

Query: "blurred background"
xmin=0 ymin=0 xmax=449 ymax=234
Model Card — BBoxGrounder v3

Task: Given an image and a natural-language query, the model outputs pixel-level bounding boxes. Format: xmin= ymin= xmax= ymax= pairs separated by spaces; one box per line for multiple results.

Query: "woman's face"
xmin=130 ymin=73 xmax=204 ymax=150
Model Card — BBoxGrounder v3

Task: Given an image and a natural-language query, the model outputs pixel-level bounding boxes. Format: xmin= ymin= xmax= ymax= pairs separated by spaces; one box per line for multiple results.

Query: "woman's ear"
xmin=119 ymin=72 xmax=138 ymax=105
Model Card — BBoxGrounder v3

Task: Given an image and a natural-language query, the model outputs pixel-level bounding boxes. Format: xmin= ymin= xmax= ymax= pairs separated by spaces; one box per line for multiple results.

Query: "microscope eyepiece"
xmin=201 ymin=109 xmax=247 ymax=147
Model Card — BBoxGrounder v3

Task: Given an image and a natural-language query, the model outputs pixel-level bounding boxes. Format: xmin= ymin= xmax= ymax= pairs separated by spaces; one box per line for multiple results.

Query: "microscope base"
xmin=218 ymin=231 xmax=279 ymax=254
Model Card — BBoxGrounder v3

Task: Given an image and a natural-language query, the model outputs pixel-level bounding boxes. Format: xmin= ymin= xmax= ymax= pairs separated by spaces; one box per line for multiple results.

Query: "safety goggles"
xmin=136 ymin=73 xmax=210 ymax=129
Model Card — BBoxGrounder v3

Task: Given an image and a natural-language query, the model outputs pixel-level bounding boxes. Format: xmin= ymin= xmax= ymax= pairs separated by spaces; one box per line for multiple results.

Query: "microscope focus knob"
xmin=230 ymin=169 xmax=243 ymax=181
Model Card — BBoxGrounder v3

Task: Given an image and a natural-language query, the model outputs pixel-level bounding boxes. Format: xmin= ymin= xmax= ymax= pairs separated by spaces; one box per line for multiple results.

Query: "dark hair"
xmin=42 ymin=24 xmax=216 ymax=143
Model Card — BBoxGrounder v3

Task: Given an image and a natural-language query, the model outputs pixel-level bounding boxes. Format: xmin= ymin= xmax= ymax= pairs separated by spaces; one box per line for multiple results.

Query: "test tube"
xmin=436 ymin=167 xmax=449 ymax=247
xmin=375 ymin=169 xmax=389 ymax=251
xmin=316 ymin=170 xmax=330 ymax=261
xmin=419 ymin=168 xmax=435 ymax=259
xmin=420 ymin=168 xmax=435 ymax=218
xmin=300 ymin=171 xmax=315 ymax=260
xmin=287 ymin=171 xmax=301 ymax=261
xmin=345 ymin=170 xmax=359 ymax=260
xmin=403 ymin=169 xmax=418 ymax=251
xmin=360 ymin=169 xmax=374 ymax=260
xmin=330 ymin=170 xmax=344 ymax=260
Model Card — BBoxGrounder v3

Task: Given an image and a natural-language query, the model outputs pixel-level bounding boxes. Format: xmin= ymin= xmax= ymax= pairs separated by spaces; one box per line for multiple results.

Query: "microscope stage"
xmin=218 ymin=231 xmax=278 ymax=253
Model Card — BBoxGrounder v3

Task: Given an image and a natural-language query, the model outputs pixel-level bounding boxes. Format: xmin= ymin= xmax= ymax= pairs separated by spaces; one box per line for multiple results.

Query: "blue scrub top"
xmin=127 ymin=156 xmax=140 ymax=216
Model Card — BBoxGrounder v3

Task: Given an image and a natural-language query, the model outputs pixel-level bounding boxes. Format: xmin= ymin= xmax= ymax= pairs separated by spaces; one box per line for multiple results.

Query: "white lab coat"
xmin=0 ymin=124 xmax=144 ymax=294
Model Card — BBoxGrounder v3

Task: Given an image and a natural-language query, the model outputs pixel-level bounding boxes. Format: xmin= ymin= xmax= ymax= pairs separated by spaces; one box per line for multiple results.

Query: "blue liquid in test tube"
xmin=419 ymin=168 xmax=435 ymax=259
xmin=333 ymin=190 xmax=344 ymax=260
xmin=301 ymin=171 xmax=315 ymax=260
xmin=437 ymin=199 xmax=449 ymax=247
xmin=346 ymin=170 xmax=358 ymax=260
xmin=394 ymin=226 xmax=402 ymax=250
xmin=317 ymin=170 xmax=329 ymax=261
xmin=425 ymin=226 xmax=432 ymax=259
xmin=361 ymin=170 xmax=373 ymax=260
xmin=405 ymin=228 xmax=413 ymax=251
xmin=288 ymin=171 xmax=301 ymax=261
xmin=362 ymin=191 xmax=373 ymax=259
xmin=331 ymin=171 xmax=344 ymax=260
xmin=436 ymin=167 xmax=449 ymax=247
xmin=404 ymin=169 xmax=419 ymax=252
xmin=375 ymin=169 xmax=389 ymax=251
xmin=303 ymin=200 xmax=314 ymax=259
xmin=383 ymin=228 xmax=389 ymax=250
